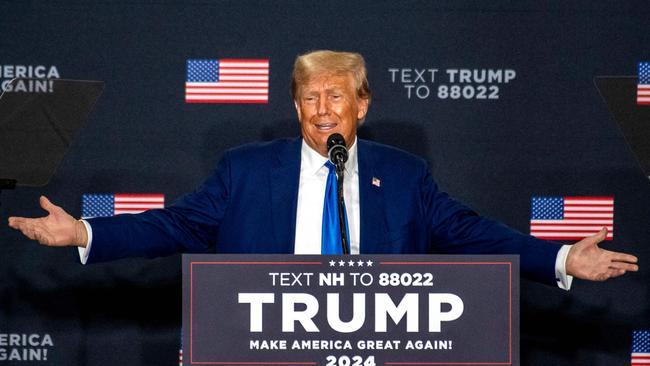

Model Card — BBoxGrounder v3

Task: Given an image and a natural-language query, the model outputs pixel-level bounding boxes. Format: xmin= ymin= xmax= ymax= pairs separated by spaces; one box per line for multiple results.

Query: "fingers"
xmin=590 ymin=256 xmax=639 ymax=281
xmin=7 ymin=217 xmax=53 ymax=245
xmin=39 ymin=196 xmax=60 ymax=215
xmin=572 ymin=228 xmax=608 ymax=250
xmin=593 ymin=267 xmax=626 ymax=281
xmin=602 ymin=268 xmax=626 ymax=280
xmin=14 ymin=219 xmax=38 ymax=239
xmin=8 ymin=217 xmax=37 ymax=230
xmin=590 ymin=227 xmax=608 ymax=244
xmin=603 ymin=248 xmax=638 ymax=268
xmin=8 ymin=197 xmax=60 ymax=230
xmin=594 ymin=252 xmax=640 ymax=280
xmin=8 ymin=216 xmax=25 ymax=228
xmin=609 ymin=250 xmax=638 ymax=264
xmin=609 ymin=261 xmax=639 ymax=272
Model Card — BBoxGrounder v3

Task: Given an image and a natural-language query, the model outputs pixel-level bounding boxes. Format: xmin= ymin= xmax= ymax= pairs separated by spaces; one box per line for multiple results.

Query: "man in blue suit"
xmin=8 ymin=50 xmax=638 ymax=288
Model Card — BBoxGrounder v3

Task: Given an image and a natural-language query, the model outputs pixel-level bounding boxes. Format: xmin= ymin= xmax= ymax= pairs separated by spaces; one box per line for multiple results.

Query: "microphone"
xmin=327 ymin=133 xmax=348 ymax=168
xmin=326 ymin=133 xmax=349 ymax=255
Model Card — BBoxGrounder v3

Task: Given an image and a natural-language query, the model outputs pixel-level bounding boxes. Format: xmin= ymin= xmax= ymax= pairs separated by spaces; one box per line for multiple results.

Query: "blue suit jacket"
xmin=87 ymin=138 xmax=561 ymax=285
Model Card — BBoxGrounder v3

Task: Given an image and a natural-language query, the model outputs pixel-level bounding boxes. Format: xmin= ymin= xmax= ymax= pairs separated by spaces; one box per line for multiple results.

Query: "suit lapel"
xmin=270 ymin=138 xmax=302 ymax=252
xmin=358 ymin=140 xmax=388 ymax=253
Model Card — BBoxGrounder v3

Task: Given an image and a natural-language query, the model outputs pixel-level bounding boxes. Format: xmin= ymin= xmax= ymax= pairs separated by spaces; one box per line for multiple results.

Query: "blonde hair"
xmin=291 ymin=50 xmax=371 ymax=103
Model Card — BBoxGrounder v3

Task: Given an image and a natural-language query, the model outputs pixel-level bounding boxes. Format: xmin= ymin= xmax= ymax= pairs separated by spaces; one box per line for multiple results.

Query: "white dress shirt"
xmin=294 ymin=138 xmax=360 ymax=254
xmin=79 ymin=138 xmax=572 ymax=290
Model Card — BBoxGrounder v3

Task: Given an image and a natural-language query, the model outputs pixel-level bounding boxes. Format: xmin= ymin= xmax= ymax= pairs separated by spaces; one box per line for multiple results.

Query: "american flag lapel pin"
xmin=372 ymin=177 xmax=381 ymax=187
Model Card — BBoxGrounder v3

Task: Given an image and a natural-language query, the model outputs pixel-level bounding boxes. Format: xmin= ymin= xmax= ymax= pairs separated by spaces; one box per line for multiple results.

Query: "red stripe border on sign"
xmin=189 ymin=260 xmax=514 ymax=365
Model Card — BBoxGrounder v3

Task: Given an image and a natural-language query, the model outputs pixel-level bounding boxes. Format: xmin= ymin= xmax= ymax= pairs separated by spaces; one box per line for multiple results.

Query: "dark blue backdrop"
xmin=1 ymin=1 xmax=649 ymax=365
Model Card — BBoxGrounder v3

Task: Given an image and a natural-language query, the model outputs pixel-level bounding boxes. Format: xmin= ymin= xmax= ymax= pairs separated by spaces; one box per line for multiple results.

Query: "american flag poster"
xmin=185 ymin=59 xmax=269 ymax=103
xmin=638 ymin=62 xmax=650 ymax=105
xmin=632 ymin=330 xmax=650 ymax=365
xmin=81 ymin=194 xmax=165 ymax=218
xmin=530 ymin=196 xmax=614 ymax=241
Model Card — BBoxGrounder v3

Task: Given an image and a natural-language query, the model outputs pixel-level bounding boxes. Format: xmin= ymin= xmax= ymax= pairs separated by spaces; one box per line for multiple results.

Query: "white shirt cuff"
xmin=77 ymin=219 xmax=93 ymax=265
xmin=555 ymin=244 xmax=573 ymax=290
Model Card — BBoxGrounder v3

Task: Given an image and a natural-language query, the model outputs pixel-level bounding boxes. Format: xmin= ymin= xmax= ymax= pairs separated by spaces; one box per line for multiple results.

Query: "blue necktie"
xmin=322 ymin=161 xmax=350 ymax=254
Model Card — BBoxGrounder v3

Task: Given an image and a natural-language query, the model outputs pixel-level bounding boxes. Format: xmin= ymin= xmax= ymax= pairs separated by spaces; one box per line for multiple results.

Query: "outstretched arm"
xmin=8 ymin=196 xmax=87 ymax=247
xmin=566 ymin=228 xmax=638 ymax=281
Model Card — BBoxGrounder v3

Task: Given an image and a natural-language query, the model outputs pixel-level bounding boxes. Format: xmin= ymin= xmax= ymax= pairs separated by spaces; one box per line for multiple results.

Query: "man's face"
xmin=294 ymin=73 xmax=368 ymax=157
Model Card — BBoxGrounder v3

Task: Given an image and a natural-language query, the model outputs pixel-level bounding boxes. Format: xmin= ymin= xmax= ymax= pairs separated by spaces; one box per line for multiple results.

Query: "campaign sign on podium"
xmin=182 ymin=255 xmax=519 ymax=366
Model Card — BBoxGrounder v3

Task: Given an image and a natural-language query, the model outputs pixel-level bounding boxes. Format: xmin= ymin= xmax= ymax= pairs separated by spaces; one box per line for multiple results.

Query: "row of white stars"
xmin=329 ymin=260 xmax=373 ymax=267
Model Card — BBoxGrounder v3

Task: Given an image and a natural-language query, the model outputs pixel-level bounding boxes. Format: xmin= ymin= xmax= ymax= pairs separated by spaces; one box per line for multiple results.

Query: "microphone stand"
xmin=334 ymin=157 xmax=349 ymax=255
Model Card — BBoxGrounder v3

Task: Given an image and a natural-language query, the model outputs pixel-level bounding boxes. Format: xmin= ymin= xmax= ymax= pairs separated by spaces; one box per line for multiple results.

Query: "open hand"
xmin=566 ymin=228 xmax=638 ymax=281
xmin=8 ymin=196 xmax=87 ymax=247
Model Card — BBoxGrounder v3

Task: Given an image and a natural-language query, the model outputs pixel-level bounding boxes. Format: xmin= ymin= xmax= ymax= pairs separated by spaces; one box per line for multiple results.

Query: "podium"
xmin=182 ymin=254 xmax=520 ymax=366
